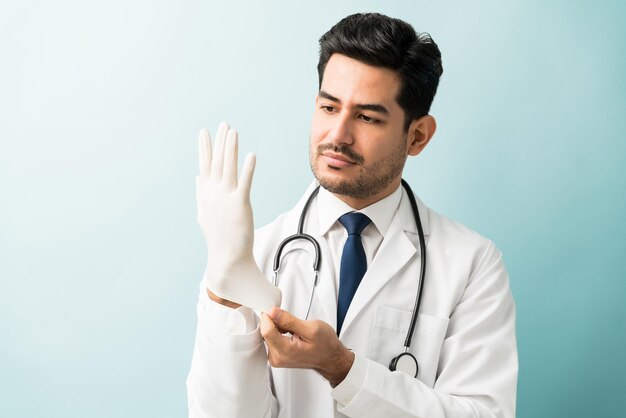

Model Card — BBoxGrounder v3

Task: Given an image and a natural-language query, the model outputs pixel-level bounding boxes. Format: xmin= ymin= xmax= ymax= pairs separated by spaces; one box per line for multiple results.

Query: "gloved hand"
xmin=196 ymin=122 xmax=281 ymax=312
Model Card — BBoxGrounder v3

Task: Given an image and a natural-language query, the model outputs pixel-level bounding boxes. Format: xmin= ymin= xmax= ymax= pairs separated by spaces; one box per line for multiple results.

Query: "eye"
xmin=320 ymin=105 xmax=336 ymax=113
xmin=359 ymin=114 xmax=380 ymax=124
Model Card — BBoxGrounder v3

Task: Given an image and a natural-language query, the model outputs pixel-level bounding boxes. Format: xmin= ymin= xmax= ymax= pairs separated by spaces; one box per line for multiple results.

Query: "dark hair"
xmin=317 ymin=13 xmax=443 ymax=130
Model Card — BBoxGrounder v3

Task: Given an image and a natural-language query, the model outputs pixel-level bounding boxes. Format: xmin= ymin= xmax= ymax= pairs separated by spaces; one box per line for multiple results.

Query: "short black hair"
xmin=317 ymin=13 xmax=443 ymax=130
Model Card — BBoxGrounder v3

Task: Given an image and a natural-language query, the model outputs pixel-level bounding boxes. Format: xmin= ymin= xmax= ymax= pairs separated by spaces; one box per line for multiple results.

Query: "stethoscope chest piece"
xmin=389 ymin=351 xmax=419 ymax=378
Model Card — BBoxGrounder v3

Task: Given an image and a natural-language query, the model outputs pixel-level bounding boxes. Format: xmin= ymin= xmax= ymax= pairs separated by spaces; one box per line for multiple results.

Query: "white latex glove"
xmin=196 ymin=122 xmax=281 ymax=312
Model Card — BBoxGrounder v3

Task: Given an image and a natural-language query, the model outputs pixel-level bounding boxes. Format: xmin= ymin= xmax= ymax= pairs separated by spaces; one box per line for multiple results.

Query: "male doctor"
xmin=187 ymin=13 xmax=517 ymax=418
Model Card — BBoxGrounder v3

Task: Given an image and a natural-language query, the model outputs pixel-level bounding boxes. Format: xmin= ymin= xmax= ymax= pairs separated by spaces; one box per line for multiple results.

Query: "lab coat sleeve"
xmin=331 ymin=241 xmax=517 ymax=418
xmin=186 ymin=280 xmax=279 ymax=418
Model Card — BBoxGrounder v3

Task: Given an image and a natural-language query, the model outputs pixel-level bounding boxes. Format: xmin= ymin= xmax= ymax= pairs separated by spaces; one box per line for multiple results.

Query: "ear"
xmin=406 ymin=115 xmax=436 ymax=156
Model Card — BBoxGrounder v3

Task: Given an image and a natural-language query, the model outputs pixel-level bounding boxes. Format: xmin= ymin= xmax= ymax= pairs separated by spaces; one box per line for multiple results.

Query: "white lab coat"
xmin=187 ymin=182 xmax=518 ymax=418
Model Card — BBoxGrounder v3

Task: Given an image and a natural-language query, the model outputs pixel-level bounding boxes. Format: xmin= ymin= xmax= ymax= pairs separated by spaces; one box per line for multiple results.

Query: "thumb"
xmin=260 ymin=312 xmax=282 ymax=346
xmin=269 ymin=307 xmax=308 ymax=336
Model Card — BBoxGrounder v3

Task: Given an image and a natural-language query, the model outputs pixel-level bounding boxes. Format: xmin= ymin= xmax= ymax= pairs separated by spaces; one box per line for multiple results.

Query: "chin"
xmin=313 ymin=164 xmax=347 ymax=186
xmin=311 ymin=158 xmax=367 ymax=197
xmin=315 ymin=173 xmax=367 ymax=199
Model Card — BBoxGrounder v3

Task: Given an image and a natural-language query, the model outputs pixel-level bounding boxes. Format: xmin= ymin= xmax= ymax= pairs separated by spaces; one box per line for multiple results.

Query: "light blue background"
xmin=1 ymin=1 xmax=625 ymax=417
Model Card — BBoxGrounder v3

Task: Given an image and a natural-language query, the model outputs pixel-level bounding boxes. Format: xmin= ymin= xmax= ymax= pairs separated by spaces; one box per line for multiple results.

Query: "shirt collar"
xmin=317 ymin=184 xmax=403 ymax=237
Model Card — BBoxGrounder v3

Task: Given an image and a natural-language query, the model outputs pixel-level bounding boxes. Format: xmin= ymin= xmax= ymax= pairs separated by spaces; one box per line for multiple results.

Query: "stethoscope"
xmin=272 ymin=179 xmax=426 ymax=378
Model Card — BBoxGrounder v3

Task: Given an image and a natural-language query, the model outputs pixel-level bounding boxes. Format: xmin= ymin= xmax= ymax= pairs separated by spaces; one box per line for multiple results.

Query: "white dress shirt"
xmin=316 ymin=185 xmax=402 ymax=301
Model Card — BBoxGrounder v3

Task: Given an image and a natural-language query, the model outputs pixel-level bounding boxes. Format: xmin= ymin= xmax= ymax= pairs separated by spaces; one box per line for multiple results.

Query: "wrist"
xmin=317 ymin=346 xmax=355 ymax=387
xmin=207 ymin=289 xmax=241 ymax=309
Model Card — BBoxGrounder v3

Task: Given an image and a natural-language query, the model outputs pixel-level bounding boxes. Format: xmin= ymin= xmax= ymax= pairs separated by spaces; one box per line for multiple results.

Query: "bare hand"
xmin=260 ymin=308 xmax=355 ymax=387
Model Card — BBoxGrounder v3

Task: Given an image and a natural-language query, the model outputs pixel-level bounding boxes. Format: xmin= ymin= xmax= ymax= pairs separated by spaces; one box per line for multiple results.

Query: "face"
xmin=309 ymin=54 xmax=411 ymax=208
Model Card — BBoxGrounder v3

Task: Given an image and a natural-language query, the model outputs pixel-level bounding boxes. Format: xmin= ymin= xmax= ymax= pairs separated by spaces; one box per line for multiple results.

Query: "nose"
xmin=328 ymin=113 xmax=354 ymax=146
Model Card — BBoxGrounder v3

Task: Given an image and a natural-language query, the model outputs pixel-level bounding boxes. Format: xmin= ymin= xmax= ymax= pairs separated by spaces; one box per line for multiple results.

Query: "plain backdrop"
xmin=1 ymin=1 xmax=625 ymax=417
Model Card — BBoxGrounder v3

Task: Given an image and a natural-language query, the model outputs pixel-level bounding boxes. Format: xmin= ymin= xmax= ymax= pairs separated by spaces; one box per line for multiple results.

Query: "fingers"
xmin=239 ymin=153 xmax=256 ymax=196
xmin=223 ymin=129 xmax=239 ymax=187
xmin=268 ymin=307 xmax=309 ymax=338
xmin=198 ymin=129 xmax=212 ymax=177
xmin=210 ymin=122 xmax=229 ymax=180
xmin=262 ymin=310 xmax=325 ymax=369
xmin=260 ymin=312 xmax=287 ymax=349
xmin=201 ymin=122 xmax=253 ymax=192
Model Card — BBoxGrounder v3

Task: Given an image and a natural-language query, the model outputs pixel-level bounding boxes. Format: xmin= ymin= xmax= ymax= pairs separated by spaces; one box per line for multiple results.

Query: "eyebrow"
xmin=319 ymin=90 xmax=390 ymax=116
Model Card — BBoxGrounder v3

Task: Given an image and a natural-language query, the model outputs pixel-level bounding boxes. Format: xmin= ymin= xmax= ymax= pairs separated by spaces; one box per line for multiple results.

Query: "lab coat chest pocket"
xmin=369 ymin=306 xmax=449 ymax=387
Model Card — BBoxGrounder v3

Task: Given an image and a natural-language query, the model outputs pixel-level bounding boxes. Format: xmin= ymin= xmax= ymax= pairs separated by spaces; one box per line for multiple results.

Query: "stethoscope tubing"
xmin=272 ymin=180 xmax=426 ymax=376
xmin=400 ymin=179 xmax=426 ymax=350
xmin=272 ymin=186 xmax=322 ymax=279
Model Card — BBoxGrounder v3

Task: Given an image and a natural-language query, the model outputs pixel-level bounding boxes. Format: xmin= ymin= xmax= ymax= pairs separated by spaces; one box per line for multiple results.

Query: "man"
xmin=188 ymin=13 xmax=517 ymax=418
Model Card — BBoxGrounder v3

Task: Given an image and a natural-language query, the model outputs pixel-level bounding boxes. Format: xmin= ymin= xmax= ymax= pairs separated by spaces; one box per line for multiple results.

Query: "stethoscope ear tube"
xmin=272 ymin=186 xmax=322 ymax=320
xmin=272 ymin=186 xmax=322 ymax=276
xmin=273 ymin=233 xmax=321 ymax=277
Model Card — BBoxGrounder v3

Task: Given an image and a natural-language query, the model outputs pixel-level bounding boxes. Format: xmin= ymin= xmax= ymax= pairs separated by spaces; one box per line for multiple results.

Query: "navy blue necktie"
xmin=337 ymin=212 xmax=371 ymax=335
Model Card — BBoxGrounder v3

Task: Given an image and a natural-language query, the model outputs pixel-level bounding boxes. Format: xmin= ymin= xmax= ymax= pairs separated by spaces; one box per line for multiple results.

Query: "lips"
xmin=321 ymin=152 xmax=356 ymax=167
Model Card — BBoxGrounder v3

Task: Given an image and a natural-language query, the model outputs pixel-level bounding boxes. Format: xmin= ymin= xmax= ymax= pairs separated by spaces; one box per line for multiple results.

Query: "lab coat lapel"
xmin=338 ymin=207 xmax=417 ymax=336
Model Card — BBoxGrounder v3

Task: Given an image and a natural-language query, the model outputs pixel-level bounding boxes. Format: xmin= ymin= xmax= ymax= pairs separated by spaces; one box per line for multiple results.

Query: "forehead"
xmin=320 ymin=54 xmax=403 ymax=110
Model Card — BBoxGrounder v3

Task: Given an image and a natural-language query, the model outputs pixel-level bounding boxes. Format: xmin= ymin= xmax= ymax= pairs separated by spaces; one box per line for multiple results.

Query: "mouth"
xmin=321 ymin=151 xmax=357 ymax=168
